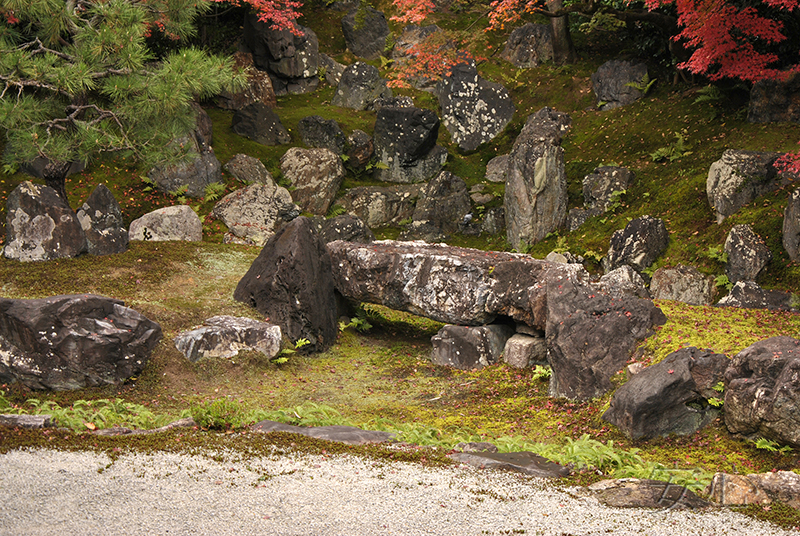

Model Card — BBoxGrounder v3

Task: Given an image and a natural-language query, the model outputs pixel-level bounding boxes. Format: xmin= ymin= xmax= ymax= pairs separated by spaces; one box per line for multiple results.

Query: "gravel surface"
xmin=0 ymin=448 xmax=792 ymax=536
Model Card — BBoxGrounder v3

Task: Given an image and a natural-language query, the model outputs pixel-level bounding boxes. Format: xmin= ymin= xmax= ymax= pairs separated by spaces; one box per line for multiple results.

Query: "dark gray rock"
xmin=373 ymin=106 xmax=447 ymax=184
xmin=234 ymin=217 xmax=339 ymax=353
xmin=251 ymin=420 xmax=395 ymax=445
xmin=430 ymin=324 xmax=515 ymax=370
xmin=603 ymin=215 xmax=668 ymax=274
xmin=504 ymin=108 xmax=571 ymax=249
xmin=602 ymin=347 xmax=729 ymax=440
xmin=16 ymin=156 xmax=85 ymax=181
xmin=243 ymin=17 xmax=319 ymax=95
xmin=224 ymin=154 xmax=275 ymax=185
xmin=481 ymin=207 xmax=505 ymax=236
xmin=485 ymin=155 xmax=508 ymax=183
xmin=76 ymin=184 xmax=128 ymax=256
xmin=650 ymin=264 xmax=716 ymax=306
xmin=174 ymin=316 xmax=282 ymax=362
xmin=332 ymin=184 xmax=422 ymax=227
xmin=747 ymin=72 xmax=800 ymax=124
xmin=128 ymin=205 xmax=203 ymax=242
xmin=567 ymin=207 xmax=602 ymax=231
xmin=331 ymin=62 xmax=391 ymax=111
xmin=298 ymin=115 xmax=347 ymax=154
xmin=0 ymin=294 xmax=161 ymax=390
xmin=345 ymin=129 xmax=374 ymax=170
xmin=449 ymin=451 xmax=569 ymax=478
xmin=318 ymin=53 xmax=345 ymax=86
xmin=370 ymin=96 xmax=414 ymax=111
xmin=583 ymin=166 xmax=634 ymax=211
xmin=216 ymin=51 xmax=277 ymax=110
xmin=3 ymin=181 xmax=87 ymax=262
xmin=318 ymin=214 xmax=374 ymax=244
xmin=341 ymin=6 xmax=389 ymax=60
xmin=503 ymin=333 xmax=547 ymax=369
xmin=546 ymin=264 xmax=667 ymax=400
xmin=232 ymin=102 xmax=291 ymax=146
xmin=0 ymin=414 xmax=53 ymax=429
xmin=724 ymin=224 xmax=771 ymax=283
xmin=280 ymin=147 xmax=346 ymax=215
xmin=725 ymin=337 xmax=800 ymax=447
xmin=436 ymin=61 xmax=515 ymax=151
xmin=405 ymin=171 xmax=470 ymax=239
xmin=784 ymin=188 xmax=800 ymax=262
xmin=589 ymin=479 xmax=711 ymax=509
xmin=591 ymin=59 xmax=649 ymax=110
xmin=716 ymin=280 xmax=797 ymax=312
xmin=706 ymin=150 xmax=790 ymax=223
xmin=500 ymin=23 xmax=553 ymax=68
xmin=211 ymin=181 xmax=299 ymax=246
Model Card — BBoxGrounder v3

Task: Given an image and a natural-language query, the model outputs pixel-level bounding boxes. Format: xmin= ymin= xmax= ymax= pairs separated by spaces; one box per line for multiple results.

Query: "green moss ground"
xmin=2 ymin=3 xmax=800 ymax=529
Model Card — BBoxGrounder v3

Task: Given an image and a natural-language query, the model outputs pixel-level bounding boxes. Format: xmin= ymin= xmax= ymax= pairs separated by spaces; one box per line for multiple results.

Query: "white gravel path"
xmin=0 ymin=448 xmax=793 ymax=536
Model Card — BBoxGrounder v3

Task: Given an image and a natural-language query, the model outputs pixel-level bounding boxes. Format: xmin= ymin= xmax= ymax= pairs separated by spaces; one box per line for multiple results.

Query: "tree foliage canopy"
xmin=0 ymin=0 xmax=243 ymax=199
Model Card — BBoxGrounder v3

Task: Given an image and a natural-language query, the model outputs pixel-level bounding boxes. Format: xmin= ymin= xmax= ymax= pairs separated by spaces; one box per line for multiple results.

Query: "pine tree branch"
xmin=0 ymin=75 xmax=73 ymax=99
xmin=20 ymin=38 xmax=77 ymax=63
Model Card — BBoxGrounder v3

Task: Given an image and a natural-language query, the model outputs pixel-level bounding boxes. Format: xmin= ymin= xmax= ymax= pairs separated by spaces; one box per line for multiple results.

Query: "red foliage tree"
xmin=211 ymin=0 xmax=304 ymax=34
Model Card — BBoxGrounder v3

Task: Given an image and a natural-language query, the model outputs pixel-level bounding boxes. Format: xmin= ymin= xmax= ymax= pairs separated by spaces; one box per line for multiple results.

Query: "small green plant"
xmin=704 ymin=246 xmax=729 ymax=264
xmin=531 ymin=365 xmax=552 ymax=381
xmin=272 ymin=338 xmax=311 ymax=365
xmin=552 ymin=236 xmax=569 ymax=254
xmin=326 ymin=205 xmax=347 ymax=218
xmin=140 ymin=175 xmax=158 ymax=192
xmin=606 ymin=189 xmax=626 ymax=212
xmin=317 ymin=65 xmax=327 ymax=83
xmin=168 ymin=184 xmax=189 ymax=204
xmin=4 ymin=397 xmax=170 ymax=431
xmin=753 ymin=437 xmax=794 ymax=454
xmin=625 ymin=72 xmax=657 ymax=96
xmin=203 ymin=182 xmax=226 ymax=203
xmin=579 ymin=11 xmax=626 ymax=34
xmin=191 ymin=398 xmax=245 ymax=430
xmin=650 ymin=131 xmax=693 ymax=163
xmin=712 ymin=381 xmax=725 ymax=393
xmin=715 ymin=274 xmax=733 ymax=292
xmin=707 ymin=397 xmax=724 ymax=407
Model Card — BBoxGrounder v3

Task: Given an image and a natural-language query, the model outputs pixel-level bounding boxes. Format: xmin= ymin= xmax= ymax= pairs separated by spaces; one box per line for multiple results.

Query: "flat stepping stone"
xmin=588 ymin=478 xmax=711 ymax=509
xmin=0 ymin=414 xmax=53 ymax=429
xmin=448 ymin=451 xmax=569 ymax=478
xmin=251 ymin=420 xmax=396 ymax=445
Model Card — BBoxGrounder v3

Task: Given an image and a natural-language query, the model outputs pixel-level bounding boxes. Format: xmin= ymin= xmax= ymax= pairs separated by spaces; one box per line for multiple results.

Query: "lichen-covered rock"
xmin=485 ymin=154 xmax=509 ymax=183
xmin=783 ymin=188 xmax=800 ymax=261
xmin=650 ymin=264 xmax=716 ymax=305
xmin=174 ymin=316 xmax=281 ymax=362
xmin=331 ymin=62 xmax=391 ymax=111
xmin=436 ymin=61 xmax=515 ymax=151
xmin=373 ymin=105 xmax=447 ymax=184
xmin=332 ymin=184 xmax=422 ymax=227
xmin=589 ymin=479 xmax=710 ymax=509
xmin=503 ymin=333 xmax=547 ymax=369
xmin=298 ymin=115 xmax=346 ymax=154
xmin=76 ymin=184 xmax=128 ymax=256
xmin=224 ymin=154 xmax=275 ymax=185
xmin=598 ymin=265 xmax=650 ymax=299
xmin=724 ymin=224 xmax=771 ymax=283
xmin=603 ymin=347 xmax=729 ymax=439
xmin=341 ymin=6 xmax=389 ymax=60
xmin=431 ymin=324 xmax=515 ymax=370
xmin=0 ymin=294 xmax=161 ymax=390
xmin=583 ymin=166 xmax=634 ymax=211
xmin=603 ymin=215 xmax=668 ymax=274
xmin=405 ymin=171 xmax=470 ymax=240
xmin=3 ymin=181 xmax=87 ymax=262
xmin=210 ymin=182 xmax=299 ymax=246
xmin=591 ymin=60 xmax=649 ymax=110
xmin=316 ymin=214 xmax=375 ymax=244
xmin=500 ymin=23 xmax=553 ymax=68
xmin=216 ymin=51 xmax=277 ymax=110
xmin=231 ymin=102 xmax=291 ymax=146
xmin=280 ymin=147 xmax=346 ymax=215
xmin=724 ymin=336 xmax=800 ymax=447
xmin=716 ymin=280 xmax=797 ymax=312
xmin=128 ymin=205 xmax=203 ymax=242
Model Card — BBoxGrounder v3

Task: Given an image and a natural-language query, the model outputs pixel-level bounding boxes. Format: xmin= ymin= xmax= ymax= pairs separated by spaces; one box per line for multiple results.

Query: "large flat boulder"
xmin=0 ymin=295 xmax=161 ymax=390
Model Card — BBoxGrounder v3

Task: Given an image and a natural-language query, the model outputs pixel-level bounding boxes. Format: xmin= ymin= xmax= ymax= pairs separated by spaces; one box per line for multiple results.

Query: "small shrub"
xmin=191 ymin=398 xmax=245 ymax=430
xmin=650 ymin=131 xmax=693 ymax=163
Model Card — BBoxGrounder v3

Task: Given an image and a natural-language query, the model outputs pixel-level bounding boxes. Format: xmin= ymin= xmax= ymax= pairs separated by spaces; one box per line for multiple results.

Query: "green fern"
xmin=625 ymin=73 xmax=657 ymax=96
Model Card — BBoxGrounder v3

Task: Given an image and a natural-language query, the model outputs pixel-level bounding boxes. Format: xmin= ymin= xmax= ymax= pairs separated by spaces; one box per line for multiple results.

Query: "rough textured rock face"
xmin=482 ymin=207 xmax=505 ymax=236
xmin=3 ymin=182 xmax=87 ymax=262
xmin=327 ymin=240 xmax=561 ymax=327
xmin=724 ymin=224 xmax=772 ymax=283
xmin=318 ymin=53 xmax=345 ymax=86
xmin=224 ymin=154 xmax=275 ymax=185
xmin=332 ymin=184 xmax=421 ymax=227
xmin=430 ymin=324 xmax=515 ymax=370
xmin=341 ymin=6 xmax=389 ymax=60
xmin=148 ymin=108 xmax=223 ymax=198
xmin=505 ymin=107 xmax=571 ymax=249
xmin=210 ymin=182 xmax=299 ymax=246
xmin=331 ymin=62 xmax=391 ymax=111
xmin=589 ymin=479 xmax=710 ymax=509
xmin=316 ymin=214 xmax=375 ymax=244
xmin=500 ymin=23 xmax=553 ymax=68
xmin=706 ymin=150 xmax=789 ymax=223
xmin=406 ymin=171 xmax=470 ymax=239
xmin=252 ymin=421 xmax=395 ymax=445
xmin=76 ymin=184 xmax=128 ymax=256
xmin=783 ymin=188 xmax=800 ymax=261
xmin=436 ymin=61 xmax=515 ymax=151
xmin=174 ymin=316 xmax=281 ymax=362
xmin=128 ymin=205 xmax=203 ymax=242
xmin=707 ymin=471 xmax=800 ymax=509
xmin=546 ymin=264 xmax=667 ymax=401
xmin=603 ymin=347 xmax=729 ymax=439
xmin=603 ymin=215 xmax=668 ymax=274
xmin=591 ymin=59 xmax=648 ymax=110
xmin=216 ymin=51 xmax=277 ymax=110
xmin=373 ymin=106 xmax=447 ymax=183
xmin=280 ymin=147 xmax=346 ymax=215
xmin=597 ymin=265 xmax=650 ymax=300
xmin=485 ymin=154 xmax=509 ymax=183
xmin=233 ymin=217 xmax=338 ymax=353
xmin=503 ymin=333 xmax=547 ymax=369
xmin=243 ymin=17 xmax=319 ymax=95
xmin=650 ymin=264 xmax=716 ymax=305
xmin=15 ymin=155 xmax=85 ymax=181
xmin=583 ymin=166 xmax=634 ymax=211
xmin=747 ymin=72 xmax=800 ymax=124
xmin=724 ymin=336 xmax=800 ymax=447
xmin=0 ymin=295 xmax=161 ymax=390
xmin=448 ymin=450 xmax=569 ymax=478
xmin=298 ymin=115 xmax=346 ymax=154
xmin=231 ymin=102 xmax=291 ymax=146
xmin=345 ymin=129 xmax=374 ymax=170
xmin=716 ymin=280 xmax=797 ymax=312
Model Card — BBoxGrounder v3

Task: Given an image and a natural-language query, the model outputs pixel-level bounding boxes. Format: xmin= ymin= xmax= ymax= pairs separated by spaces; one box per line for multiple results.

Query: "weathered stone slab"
xmin=430 ymin=324 xmax=514 ymax=369
xmin=174 ymin=316 xmax=282 ymax=362
xmin=251 ymin=420 xmax=395 ymax=445
xmin=589 ymin=478 xmax=711 ymax=509
xmin=0 ymin=414 xmax=53 ymax=429
xmin=448 ymin=451 xmax=569 ymax=478
xmin=707 ymin=471 xmax=800 ymax=509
